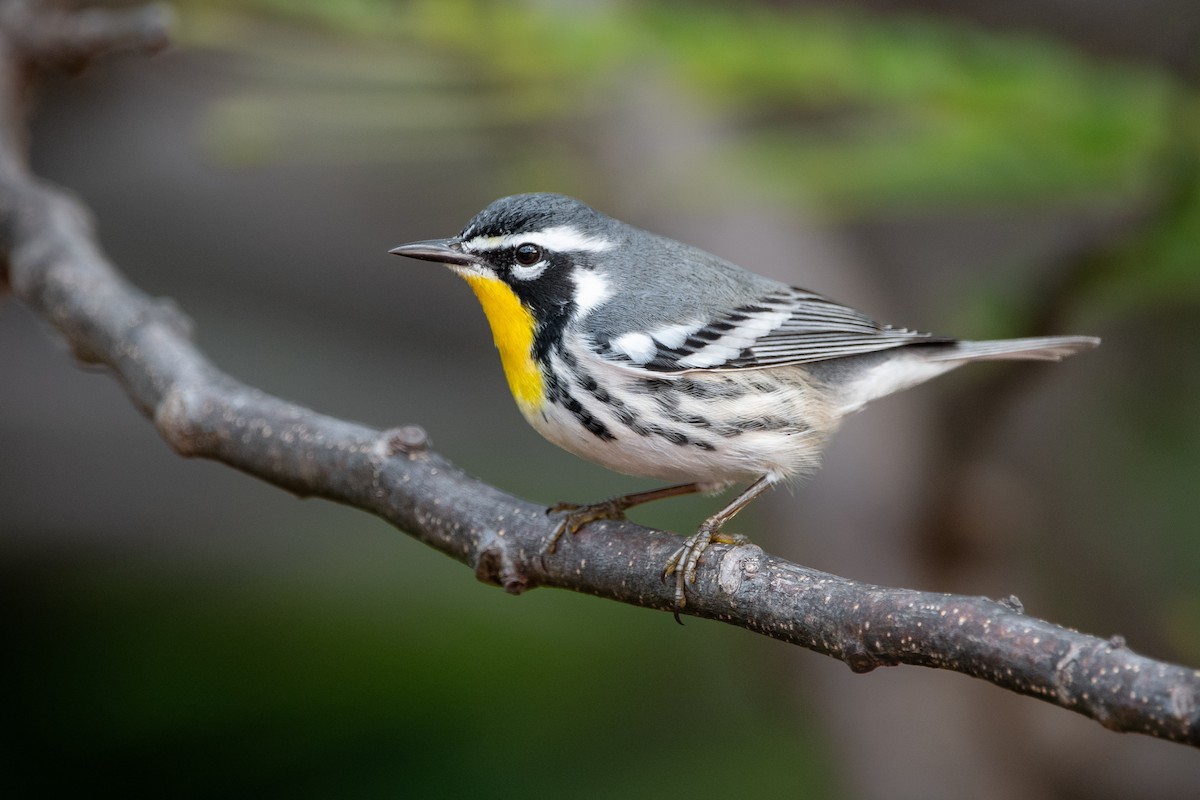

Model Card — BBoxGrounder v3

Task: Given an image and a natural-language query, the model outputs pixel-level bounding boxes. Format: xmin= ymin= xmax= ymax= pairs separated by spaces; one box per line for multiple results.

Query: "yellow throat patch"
xmin=462 ymin=274 xmax=544 ymax=410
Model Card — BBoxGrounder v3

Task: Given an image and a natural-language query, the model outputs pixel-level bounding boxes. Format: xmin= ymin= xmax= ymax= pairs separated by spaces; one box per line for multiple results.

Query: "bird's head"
xmin=389 ymin=193 xmax=618 ymax=325
xmin=390 ymin=193 xmax=618 ymax=409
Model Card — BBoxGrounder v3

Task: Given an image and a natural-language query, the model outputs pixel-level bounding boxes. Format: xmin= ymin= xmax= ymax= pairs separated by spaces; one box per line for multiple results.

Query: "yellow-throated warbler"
xmin=391 ymin=193 xmax=1099 ymax=613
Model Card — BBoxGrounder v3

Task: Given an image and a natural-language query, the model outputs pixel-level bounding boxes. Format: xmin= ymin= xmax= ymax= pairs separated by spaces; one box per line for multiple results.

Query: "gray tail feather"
xmin=834 ymin=334 xmax=1099 ymax=413
xmin=921 ymin=335 xmax=1101 ymax=363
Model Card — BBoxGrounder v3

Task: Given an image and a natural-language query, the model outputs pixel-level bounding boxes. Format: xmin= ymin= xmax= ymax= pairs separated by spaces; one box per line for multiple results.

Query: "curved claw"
xmin=662 ymin=526 xmax=750 ymax=622
xmin=546 ymin=483 xmax=706 ymax=557
xmin=545 ymin=498 xmax=629 ymax=553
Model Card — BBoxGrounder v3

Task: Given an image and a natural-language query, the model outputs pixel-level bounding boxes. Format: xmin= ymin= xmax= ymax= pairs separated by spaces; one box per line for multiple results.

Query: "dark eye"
xmin=514 ymin=243 xmax=542 ymax=266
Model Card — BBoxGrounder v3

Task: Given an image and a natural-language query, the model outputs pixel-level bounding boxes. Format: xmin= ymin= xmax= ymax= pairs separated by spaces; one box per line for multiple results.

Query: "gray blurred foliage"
xmin=3 ymin=0 xmax=1199 ymax=797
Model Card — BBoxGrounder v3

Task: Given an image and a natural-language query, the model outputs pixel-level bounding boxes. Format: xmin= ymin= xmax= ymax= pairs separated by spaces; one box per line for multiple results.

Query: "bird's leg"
xmin=662 ymin=474 xmax=776 ymax=620
xmin=547 ymin=482 xmax=703 ymax=553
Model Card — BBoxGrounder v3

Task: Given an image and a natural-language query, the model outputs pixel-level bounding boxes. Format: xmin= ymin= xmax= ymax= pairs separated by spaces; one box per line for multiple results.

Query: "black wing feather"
xmin=596 ymin=286 xmax=952 ymax=373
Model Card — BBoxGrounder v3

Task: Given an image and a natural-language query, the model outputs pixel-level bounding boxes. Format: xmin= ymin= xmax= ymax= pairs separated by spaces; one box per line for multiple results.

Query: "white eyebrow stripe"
xmin=461 ymin=225 xmax=615 ymax=254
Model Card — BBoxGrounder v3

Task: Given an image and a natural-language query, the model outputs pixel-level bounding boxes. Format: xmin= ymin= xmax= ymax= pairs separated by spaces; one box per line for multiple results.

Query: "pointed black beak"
xmin=388 ymin=238 xmax=477 ymax=266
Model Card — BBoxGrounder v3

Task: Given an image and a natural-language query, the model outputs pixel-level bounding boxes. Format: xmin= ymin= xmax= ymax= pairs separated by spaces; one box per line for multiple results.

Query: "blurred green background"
xmin=3 ymin=0 xmax=1199 ymax=797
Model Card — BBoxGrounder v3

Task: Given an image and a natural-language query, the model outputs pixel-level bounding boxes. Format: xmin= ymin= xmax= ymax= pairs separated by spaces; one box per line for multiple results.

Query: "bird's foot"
xmin=662 ymin=525 xmax=750 ymax=623
xmin=546 ymin=497 xmax=632 ymax=553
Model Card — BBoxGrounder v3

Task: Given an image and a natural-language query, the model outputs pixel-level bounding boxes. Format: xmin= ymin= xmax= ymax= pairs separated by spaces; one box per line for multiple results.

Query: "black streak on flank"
xmin=547 ymin=369 xmax=616 ymax=441
xmin=571 ymin=363 xmax=716 ymax=450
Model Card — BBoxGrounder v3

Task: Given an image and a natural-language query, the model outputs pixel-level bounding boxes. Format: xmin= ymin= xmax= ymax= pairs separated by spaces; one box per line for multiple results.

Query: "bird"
xmin=390 ymin=192 xmax=1099 ymax=617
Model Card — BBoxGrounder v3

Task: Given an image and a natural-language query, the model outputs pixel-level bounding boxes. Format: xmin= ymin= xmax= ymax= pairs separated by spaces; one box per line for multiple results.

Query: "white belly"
xmin=521 ymin=349 xmax=838 ymax=485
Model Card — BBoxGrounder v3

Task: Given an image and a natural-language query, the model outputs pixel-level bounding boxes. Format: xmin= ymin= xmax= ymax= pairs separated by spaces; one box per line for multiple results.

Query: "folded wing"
xmin=592 ymin=286 xmax=946 ymax=373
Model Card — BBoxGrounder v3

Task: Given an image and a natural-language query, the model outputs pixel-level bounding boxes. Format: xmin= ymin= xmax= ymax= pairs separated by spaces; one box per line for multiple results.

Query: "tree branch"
xmin=3 ymin=1 xmax=1198 ymax=749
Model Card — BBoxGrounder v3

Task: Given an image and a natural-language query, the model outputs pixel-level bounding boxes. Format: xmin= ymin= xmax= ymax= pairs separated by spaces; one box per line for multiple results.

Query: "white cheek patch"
xmin=462 ymin=225 xmax=615 ymax=255
xmin=572 ymin=270 xmax=612 ymax=316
